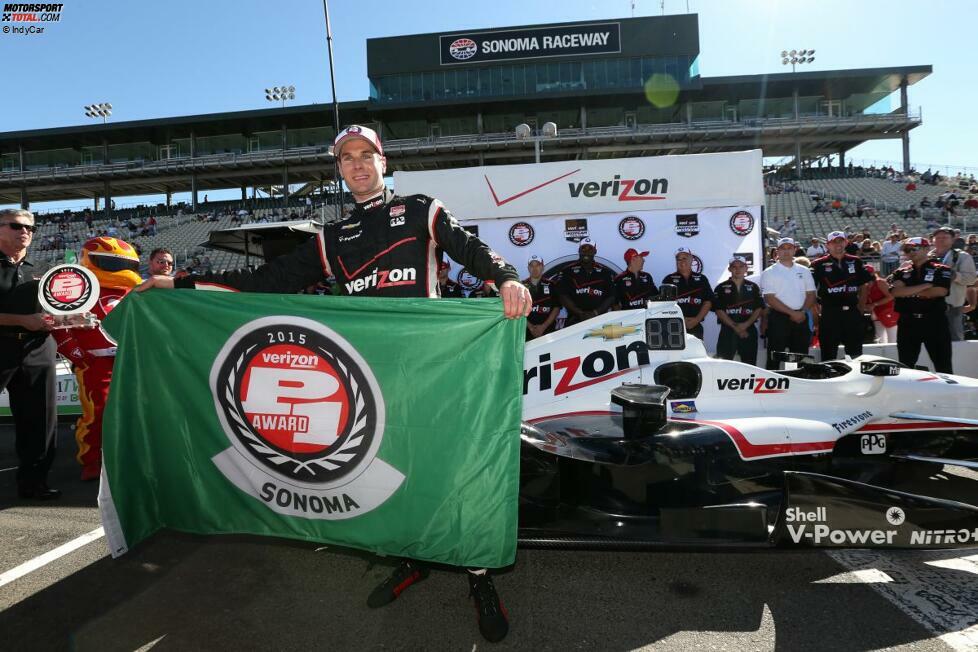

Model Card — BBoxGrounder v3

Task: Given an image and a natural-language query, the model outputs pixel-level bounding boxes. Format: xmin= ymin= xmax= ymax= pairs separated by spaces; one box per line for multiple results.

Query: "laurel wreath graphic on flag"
xmin=223 ymin=345 xmax=369 ymax=477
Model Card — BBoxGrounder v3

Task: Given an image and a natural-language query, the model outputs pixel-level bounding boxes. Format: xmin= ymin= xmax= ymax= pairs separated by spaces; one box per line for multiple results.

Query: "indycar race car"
xmin=518 ymin=293 xmax=978 ymax=550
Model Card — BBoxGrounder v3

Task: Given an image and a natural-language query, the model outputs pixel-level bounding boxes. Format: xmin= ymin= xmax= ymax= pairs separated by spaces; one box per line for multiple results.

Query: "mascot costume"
xmin=54 ymin=237 xmax=141 ymax=480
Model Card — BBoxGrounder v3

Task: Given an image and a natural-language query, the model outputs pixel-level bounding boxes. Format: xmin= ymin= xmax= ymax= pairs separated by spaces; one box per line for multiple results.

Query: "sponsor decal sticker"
xmin=209 ymin=316 xmax=403 ymax=519
xmin=523 ymin=342 xmax=650 ymax=396
xmin=716 ymin=374 xmax=789 ymax=393
xmin=832 ymin=410 xmax=873 ymax=433
xmin=508 ymin=221 xmax=535 ymax=247
xmin=670 ymin=400 xmax=697 ymax=414
xmin=860 ymin=433 xmax=886 ymax=454
xmin=618 ymin=215 xmax=645 ymax=240
xmin=582 ymin=322 xmax=641 ymax=341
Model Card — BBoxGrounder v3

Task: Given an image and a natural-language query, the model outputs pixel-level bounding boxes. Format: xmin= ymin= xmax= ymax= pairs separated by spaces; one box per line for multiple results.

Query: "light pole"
xmin=265 ymin=86 xmax=296 ymax=108
xmin=516 ymin=122 xmax=558 ymax=163
xmin=781 ymin=49 xmax=815 ymax=73
xmin=322 ymin=0 xmax=343 ymax=221
xmin=84 ymin=103 xmax=112 ymax=123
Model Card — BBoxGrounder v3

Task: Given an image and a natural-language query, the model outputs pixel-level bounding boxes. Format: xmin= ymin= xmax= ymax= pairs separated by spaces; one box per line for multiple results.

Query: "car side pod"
xmin=860 ymin=360 xmax=901 ymax=376
xmin=610 ymin=383 xmax=669 ymax=439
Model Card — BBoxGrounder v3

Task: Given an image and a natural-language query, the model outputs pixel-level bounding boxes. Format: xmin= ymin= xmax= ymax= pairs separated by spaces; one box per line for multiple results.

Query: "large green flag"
xmin=98 ymin=291 xmax=524 ymax=569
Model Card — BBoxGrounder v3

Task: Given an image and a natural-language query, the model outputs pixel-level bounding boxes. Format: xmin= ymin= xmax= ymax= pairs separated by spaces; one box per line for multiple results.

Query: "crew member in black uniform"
xmin=811 ymin=230 xmax=873 ymax=361
xmin=614 ymin=248 xmax=658 ymax=310
xmin=140 ymin=125 xmax=529 ymax=643
xmin=890 ymin=236 xmax=954 ymax=373
xmin=0 ymin=208 xmax=59 ymax=500
xmin=661 ymin=247 xmax=714 ymax=340
xmin=557 ymin=238 xmax=616 ymax=326
xmin=524 ymin=255 xmax=559 ymax=340
xmin=437 ymin=260 xmax=463 ymax=298
xmin=713 ymin=256 xmax=764 ymax=365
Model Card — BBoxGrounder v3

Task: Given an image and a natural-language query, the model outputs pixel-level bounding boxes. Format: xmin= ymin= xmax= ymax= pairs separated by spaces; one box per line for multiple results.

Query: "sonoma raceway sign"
xmin=440 ymin=23 xmax=621 ymax=65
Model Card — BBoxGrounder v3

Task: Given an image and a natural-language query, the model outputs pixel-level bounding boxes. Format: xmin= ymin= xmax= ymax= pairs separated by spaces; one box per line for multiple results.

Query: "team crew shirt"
xmin=891 ymin=259 xmax=953 ymax=314
xmin=810 ymin=253 xmax=873 ymax=307
xmin=660 ymin=272 xmax=714 ymax=319
xmin=712 ymin=278 xmax=764 ymax=322
xmin=760 ymin=261 xmax=816 ymax=309
xmin=614 ymin=271 xmax=658 ymax=309
xmin=557 ymin=264 xmax=616 ymax=313
xmin=175 ymin=189 xmax=519 ymax=296
xmin=524 ymin=277 xmax=560 ymax=327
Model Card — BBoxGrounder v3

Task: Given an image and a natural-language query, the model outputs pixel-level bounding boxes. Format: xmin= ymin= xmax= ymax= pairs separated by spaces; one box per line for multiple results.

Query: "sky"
xmin=2 ymin=0 xmax=976 ymax=211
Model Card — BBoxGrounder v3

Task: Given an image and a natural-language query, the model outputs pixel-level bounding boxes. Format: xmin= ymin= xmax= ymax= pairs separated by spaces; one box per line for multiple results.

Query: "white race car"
xmin=518 ymin=296 xmax=978 ymax=550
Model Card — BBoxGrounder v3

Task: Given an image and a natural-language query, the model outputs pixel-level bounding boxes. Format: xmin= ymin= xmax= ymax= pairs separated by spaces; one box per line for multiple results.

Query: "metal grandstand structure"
xmin=0 ymin=14 xmax=931 ymax=212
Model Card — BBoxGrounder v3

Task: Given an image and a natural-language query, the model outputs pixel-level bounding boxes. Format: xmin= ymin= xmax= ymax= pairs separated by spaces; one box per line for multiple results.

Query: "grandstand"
xmin=765 ymin=171 xmax=978 ymax=244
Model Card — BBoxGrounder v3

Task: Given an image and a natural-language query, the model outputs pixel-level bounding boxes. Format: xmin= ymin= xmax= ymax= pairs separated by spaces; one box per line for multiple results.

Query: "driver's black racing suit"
xmin=175 ymin=188 xmax=519 ymax=296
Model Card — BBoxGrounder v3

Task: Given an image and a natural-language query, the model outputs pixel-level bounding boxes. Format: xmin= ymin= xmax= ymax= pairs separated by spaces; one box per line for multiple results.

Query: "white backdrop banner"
xmin=394 ymin=150 xmax=763 ymax=220
xmin=394 ymin=152 xmax=764 ymax=353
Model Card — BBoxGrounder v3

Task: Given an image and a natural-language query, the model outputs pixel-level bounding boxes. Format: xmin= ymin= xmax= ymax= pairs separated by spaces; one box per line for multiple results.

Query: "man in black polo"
xmin=811 ymin=230 xmax=873 ymax=361
xmin=524 ymin=255 xmax=560 ymax=340
xmin=0 ymin=209 xmax=60 ymax=500
xmin=557 ymin=239 xmax=616 ymax=326
xmin=713 ymin=257 xmax=763 ymax=365
xmin=890 ymin=237 xmax=954 ymax=373
xmin=614 ymin=248 xmax=658 ymax=310
xmin=661 ymin=247 xmax=714 ymax=340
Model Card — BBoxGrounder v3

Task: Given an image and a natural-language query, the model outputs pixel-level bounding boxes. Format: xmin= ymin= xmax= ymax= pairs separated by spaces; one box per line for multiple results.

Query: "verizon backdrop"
xmin=395 ymin=151 xmax=764 ymax=353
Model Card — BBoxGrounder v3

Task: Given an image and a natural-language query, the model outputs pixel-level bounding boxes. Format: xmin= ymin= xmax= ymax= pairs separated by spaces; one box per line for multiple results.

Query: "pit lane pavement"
xmin=1 ymin=424 xmax=976 ymax=651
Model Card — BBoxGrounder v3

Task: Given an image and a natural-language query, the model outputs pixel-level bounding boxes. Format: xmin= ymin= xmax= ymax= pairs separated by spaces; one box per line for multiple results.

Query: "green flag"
xmin=99 ymin=291 xmax=524 ymax=569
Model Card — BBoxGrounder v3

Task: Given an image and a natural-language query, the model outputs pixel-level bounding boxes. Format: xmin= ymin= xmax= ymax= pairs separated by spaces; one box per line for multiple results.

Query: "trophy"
xmin=37 ymin=264 xmax=100 ymax=329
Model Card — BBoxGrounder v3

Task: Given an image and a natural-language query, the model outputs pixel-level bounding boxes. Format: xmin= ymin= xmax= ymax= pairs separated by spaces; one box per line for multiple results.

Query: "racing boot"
xmin=468 ymin=571 xmax=509 ymax=643
xmin=366 ymin=559 xmax=429 ymax=608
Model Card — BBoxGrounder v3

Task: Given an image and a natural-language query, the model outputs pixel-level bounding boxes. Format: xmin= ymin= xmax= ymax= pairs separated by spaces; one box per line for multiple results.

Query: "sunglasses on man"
xmin=901 ymin=246 xmax=921 ymax=254
xmin=1 ymin=222 xmax=38 ymax=234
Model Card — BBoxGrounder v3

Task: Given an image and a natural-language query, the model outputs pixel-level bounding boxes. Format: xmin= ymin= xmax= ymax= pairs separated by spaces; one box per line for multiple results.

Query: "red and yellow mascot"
xmin=54 ymin=237 xmax=141 ymax=480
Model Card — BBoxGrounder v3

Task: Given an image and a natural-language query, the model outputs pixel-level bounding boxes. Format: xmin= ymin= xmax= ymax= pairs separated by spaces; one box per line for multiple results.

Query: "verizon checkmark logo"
xmin=484 ymin=169 xmax=580 ymax=207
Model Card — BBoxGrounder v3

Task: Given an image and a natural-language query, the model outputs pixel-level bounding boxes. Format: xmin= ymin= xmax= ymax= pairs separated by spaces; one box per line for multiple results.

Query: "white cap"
xmin=528 ymin=254 xmax=545 ymax=265
xmin=827 ymin=230 xmax=847 ymax=242
xmin=331 ymin=125 xmax=384 ymax=158
xmin=675 ymin=247 xmax=694 ymax=257
xmin=728 ymin=256 xmax=748 ymax=265
xmin=776 ymin=237 xmax=797 ymax=248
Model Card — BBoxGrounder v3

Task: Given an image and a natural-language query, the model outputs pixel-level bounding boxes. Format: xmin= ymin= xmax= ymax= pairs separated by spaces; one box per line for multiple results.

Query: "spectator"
xmin=865 ymin=264 xmax=898 ymax=344
xmin=523 ymin=255 xmax=559 ymax=340
xmin=806 ymin=237 xmax=826 ymax=259
xmin=557 ymin=239 xmax=616 ymax=326
xmin=844 ymin=234 xmax=860 ymax=256
xmin=661 ymin=247 xmax=714 ymax=340
xmin=890 ymin=237 xmax=953 ymax=373
xmin=713 ymin=256 xmax=763 ymax=365
xmin=811 ymin=231 xmax=873 ymax=361
xmin=761 ymin=238 xmax=816 ymax=369
xmin=966 ymin=234 xmax=978 ymax=258
xmin=880 ymin=233 xmax=902 ymax=275
xmin=613 ymin=248 xmax=658 ymax=311
xmin=964 ymin=196 xmax=978 ymax=210
xmin=932 ymin=225 xmax=977 ymax=341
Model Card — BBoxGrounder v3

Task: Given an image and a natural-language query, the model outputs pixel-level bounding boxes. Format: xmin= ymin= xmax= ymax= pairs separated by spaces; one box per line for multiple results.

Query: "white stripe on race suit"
xmin=827 ymin=550 xmax=978 ymax=652
xmin=0 ymin=527 xmax=105 ymax=589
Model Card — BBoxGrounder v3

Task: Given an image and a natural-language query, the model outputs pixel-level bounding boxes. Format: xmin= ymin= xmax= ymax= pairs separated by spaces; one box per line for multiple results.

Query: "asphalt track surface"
xmin=2 ymin=424 xmax=977 ymax=651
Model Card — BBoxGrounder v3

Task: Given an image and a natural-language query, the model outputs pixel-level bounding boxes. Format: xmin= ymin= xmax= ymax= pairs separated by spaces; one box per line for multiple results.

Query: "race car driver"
xmin=810 ymin=231 xmax=873 ymax=361
xmin=53 ymin=237 xmax=141 ymax=480
xmin=139 ymin=124 xmax=530 ymax=643
xmin=889 ymin=236 xmax=953 ymax=373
